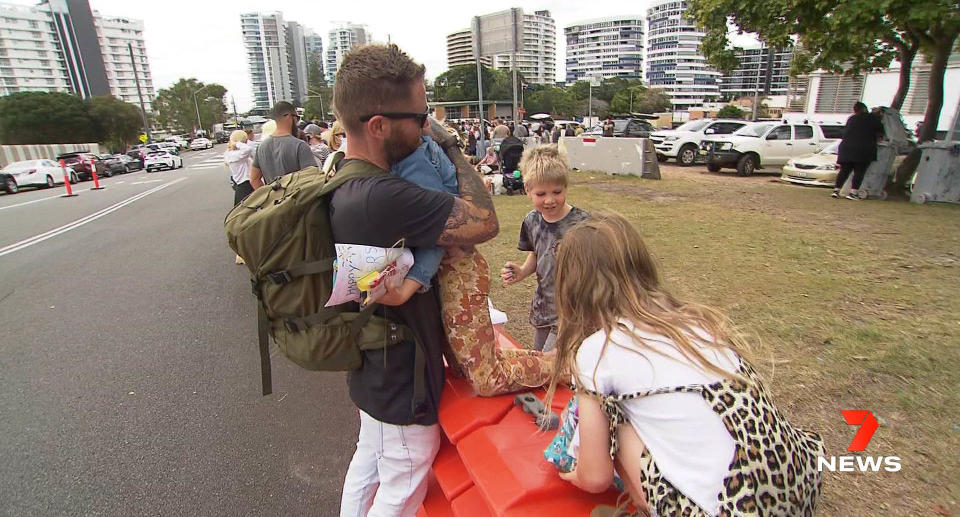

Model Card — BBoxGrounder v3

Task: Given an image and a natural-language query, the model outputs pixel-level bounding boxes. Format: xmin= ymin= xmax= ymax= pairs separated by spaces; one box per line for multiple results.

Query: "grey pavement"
xmin=0 ymin=145 xmax=358 ymax=516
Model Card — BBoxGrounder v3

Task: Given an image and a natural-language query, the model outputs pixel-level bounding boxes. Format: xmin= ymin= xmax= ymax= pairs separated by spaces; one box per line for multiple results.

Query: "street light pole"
xmin=305 ymin=88 xmax=324 ymax=120
xmin=192 ymin=83 xmax=212 ymax=136
xmin=127 ymin=42 xmax=151 ymax=143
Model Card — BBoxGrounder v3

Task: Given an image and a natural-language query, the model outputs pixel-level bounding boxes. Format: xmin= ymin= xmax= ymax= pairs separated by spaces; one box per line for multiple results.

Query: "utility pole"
xmin=128 ymin=42 xmax=151 ymax=143
xmin=511 ymin=8 xmax=519 ymax=123
xmin=232 ymin=95 xmax=239 ymax=124
xmin=192 ymin=83 xmax=211 ymax=137
xmin=472 ymin=16 xmax=485 ymax=153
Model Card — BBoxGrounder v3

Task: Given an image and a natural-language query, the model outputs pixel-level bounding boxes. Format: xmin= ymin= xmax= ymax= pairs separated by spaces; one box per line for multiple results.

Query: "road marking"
xmin=131 ymin=180 xmax=163 ymax=185
xmin=0 ymin=185 xmax=99 ymax=211
xmin=0 ymin=178 xmax=187 ymax=258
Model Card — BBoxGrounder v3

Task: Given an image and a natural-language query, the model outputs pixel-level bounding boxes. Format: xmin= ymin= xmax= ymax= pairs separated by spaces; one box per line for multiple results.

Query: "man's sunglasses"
xmin=359 ymin=111 xmax=429 ymax=126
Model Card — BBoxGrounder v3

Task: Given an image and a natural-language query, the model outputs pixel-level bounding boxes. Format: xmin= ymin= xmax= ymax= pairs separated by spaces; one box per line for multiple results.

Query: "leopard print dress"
xmin=583 ymin=360 xmax=825 ymax=516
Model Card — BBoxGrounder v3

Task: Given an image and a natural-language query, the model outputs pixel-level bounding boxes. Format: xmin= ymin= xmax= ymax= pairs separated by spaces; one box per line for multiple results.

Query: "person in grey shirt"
xmin=250 ymin=101 xmax=316 ymax=188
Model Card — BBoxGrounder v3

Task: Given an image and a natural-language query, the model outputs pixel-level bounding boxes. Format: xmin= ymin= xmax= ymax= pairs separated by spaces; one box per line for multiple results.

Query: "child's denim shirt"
xmin=390 ymin=136 xmax=459 ymax=287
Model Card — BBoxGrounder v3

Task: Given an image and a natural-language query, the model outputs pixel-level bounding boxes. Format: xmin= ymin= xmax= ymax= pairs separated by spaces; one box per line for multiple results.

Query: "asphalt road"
xmin=0 ymin=145 xmax=359 ymax=516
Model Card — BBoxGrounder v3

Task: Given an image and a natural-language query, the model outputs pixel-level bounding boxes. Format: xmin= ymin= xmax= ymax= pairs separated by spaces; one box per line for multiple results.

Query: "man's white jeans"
xmin=340 ymin=410 xmax=441 ymax=517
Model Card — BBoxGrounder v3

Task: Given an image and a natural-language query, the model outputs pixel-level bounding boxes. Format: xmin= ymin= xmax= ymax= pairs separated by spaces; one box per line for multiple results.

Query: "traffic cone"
xmin=59 ymin=159 xmax=78 ymax=197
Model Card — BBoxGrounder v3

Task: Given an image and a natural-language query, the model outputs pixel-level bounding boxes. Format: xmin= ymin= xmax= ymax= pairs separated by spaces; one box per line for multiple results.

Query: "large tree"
xmin=433 ymin=65 xmax=524 ymax=103
xmin=154 ymin=78 xmax=227 ymax=135
xmin=610 ymin=86 xmax=672 ymax=114
xmin=0 ymin=91 xmax=98 ymax=144
xmin=689 ymin=0 xmax=959 ymax=143
xmin=87 ymin=95 xmax=144 ymax=152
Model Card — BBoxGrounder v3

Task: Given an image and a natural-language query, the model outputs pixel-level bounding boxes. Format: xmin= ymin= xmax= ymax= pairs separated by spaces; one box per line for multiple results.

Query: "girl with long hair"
xmin=545 ymin=213 xmax=825 ymax=516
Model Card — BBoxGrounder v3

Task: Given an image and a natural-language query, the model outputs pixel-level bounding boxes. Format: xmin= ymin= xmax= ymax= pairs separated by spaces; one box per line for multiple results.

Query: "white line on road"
xmin=0 ymin=178 xmax=187 ymax=258
xmin=131 ymin=180 xmax=163 ymax=185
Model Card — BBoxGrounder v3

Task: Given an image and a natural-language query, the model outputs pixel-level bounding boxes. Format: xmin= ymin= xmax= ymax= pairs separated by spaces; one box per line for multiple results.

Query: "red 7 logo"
xmin=841 ymin=410 xmax=879 ymax=451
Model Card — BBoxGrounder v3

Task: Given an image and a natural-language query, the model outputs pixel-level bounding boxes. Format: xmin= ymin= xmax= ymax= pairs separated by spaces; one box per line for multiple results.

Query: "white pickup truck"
xmin=650 ymin=119 xmax=749 ymax=165
xmin=699 ymin=122 xmax=844 ymax=175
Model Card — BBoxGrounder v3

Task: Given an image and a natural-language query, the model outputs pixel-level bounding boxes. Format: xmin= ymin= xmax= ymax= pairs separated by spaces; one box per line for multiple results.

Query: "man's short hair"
xmin=270 ymin=101 xmax=297 ymax=120
xmin=332 ymin=44 xmax=426 ymax=132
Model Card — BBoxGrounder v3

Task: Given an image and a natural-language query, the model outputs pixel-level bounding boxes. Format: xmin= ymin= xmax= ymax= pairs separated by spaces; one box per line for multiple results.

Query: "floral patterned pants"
xmin=437 ymin=249 xmax=553 ymax=397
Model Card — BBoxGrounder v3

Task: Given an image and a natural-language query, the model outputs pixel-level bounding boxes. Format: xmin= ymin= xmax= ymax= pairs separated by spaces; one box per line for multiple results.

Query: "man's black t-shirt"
xmin=329 ymin=163 xmax=455 ymax=426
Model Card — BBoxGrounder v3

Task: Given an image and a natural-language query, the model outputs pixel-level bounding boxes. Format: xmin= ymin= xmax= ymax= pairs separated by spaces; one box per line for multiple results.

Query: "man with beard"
xmin=330 ymin=44 xmax=499 ymax=517
xmin=249 ymin=101 xmax=315 ymax=189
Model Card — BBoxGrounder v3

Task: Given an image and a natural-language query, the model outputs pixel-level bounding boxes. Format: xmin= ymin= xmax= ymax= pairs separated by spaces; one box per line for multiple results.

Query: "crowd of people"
xmin=226 ymin=43 xmax=826 ymax=517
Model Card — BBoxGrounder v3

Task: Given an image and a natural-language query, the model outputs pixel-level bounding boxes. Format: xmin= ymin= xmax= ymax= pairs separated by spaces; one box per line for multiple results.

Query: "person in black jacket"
xmin=833 ymin=102 xmax=884 ymax=199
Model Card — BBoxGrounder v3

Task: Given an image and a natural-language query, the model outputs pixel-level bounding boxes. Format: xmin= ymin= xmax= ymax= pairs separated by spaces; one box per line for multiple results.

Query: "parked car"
xmin=158 ymin=142 xmax=181 ymax=155
xmin=55 ymin=152 xmax=105 ymax=181
xmin=1 ymin=159 xmax=69 ymax=194
xmin=164 ymin=136 xmax=189 ymax=150
xmin=699 ymin=122 xmax=840 ymax=175
xmin=780 ymin=140 xmax=908 ymax=187
xmin=126 ymin=150 xmax=146 ymax=169
xmin=650 ymin=119 xmax=749 ymax=166
xmin=189 ymin=137 xmax=213 ymax=151
xmin=103 ymin=153 xmax=142 ymax=174
xmin=215 ymin=131 xmax=230 ymax=144
xmin=144 ymin=151 xmax=183 ymax=172
xmin=584 ymin=118 xmax=657 ymax=139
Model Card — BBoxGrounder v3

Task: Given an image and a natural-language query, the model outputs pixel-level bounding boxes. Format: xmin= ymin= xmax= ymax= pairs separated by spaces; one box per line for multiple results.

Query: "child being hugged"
xmin=544 ymin=213 xmax=826 ymax=516
xmin=502 ymin=145 xmax=589 ymax=352
xmin=381 ymin=119 xmax=553 ymax=397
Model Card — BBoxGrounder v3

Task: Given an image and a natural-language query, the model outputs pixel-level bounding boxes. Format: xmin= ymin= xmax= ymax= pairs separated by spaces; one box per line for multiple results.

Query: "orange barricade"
xmin=419 ymin=326 xmax=620 ymax=517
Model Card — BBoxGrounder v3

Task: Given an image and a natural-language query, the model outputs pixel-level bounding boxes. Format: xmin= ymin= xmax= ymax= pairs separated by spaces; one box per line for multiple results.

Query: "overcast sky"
xmin=10 ymin=0 xmax=658 ymax=111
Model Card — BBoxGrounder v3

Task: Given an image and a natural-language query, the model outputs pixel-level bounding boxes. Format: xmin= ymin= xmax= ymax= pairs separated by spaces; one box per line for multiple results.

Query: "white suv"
xmin=699 ymin=122 xmax=842 ymax=175
xmin=650 ymin=119 xmax=749 ymax=166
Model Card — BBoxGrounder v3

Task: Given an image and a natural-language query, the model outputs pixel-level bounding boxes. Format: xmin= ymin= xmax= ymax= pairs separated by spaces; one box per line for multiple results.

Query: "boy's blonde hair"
xmin=226 ymin=129 xmax=247 ymax=151
xmin=519 ymin=145 xmax=569 ymax=188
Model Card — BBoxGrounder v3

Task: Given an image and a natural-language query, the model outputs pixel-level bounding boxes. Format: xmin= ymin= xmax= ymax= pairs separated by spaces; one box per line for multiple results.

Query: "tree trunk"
xmin=889 ymin=45 xmax=917 ymax=111
xmin=919 ymin=40 xmax=952 ymax=143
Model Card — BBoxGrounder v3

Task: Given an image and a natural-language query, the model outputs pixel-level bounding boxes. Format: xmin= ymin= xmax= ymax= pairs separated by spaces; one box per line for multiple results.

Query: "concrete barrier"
xmin=1 ymin=143 xmax=102 ymax=168
xmin=558 ymin=136 xmax=660 ymax=179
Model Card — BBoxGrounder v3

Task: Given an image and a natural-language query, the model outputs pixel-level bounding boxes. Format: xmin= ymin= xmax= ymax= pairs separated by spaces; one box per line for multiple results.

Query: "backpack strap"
xmin=257 ymin=304 xmax=273 ymax=396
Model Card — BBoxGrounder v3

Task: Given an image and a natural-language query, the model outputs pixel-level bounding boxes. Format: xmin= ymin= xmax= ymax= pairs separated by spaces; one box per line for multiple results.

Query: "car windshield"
xmin=735 ymin=123 xmax=777 ymax=137
xmin=820 ymin=141 xmax=841 ymax=154
xmin=675 ymin=120 xmax=710 ymax=132
xmin=147 ymin=152 xmax=166 ymax=157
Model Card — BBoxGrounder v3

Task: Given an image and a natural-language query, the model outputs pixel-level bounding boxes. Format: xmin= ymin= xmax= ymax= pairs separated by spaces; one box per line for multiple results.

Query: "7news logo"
xmin=818 ymin=410 xmax=902 ymax=472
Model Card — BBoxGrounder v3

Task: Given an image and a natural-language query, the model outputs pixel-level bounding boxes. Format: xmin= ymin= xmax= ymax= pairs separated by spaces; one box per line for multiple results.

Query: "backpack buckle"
xmin=267 ymin=270 xmax=293 ymax=285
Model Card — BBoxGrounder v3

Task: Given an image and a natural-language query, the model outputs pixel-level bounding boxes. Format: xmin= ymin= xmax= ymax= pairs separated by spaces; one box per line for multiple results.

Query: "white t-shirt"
xmin=224 ymin=142 xmax=252 ymax=184
xmin=574 ymin=319 xmax=739 ymax=516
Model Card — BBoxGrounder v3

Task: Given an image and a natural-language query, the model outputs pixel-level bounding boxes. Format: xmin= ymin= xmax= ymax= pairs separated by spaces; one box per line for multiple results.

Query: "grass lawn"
xmin=478 ymin=164 xmax=960 ymax=516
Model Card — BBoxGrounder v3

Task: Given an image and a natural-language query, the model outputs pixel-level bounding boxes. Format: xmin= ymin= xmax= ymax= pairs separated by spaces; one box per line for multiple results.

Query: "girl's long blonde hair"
xmin=544 ymin=212 xmax=752 ymax=409
xmin=226 ymin=129 xmax=248 ymax=151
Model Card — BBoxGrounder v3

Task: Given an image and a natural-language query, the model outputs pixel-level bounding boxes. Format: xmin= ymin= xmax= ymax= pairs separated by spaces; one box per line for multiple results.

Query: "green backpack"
xmin=225 ymin=153 xmax=422 ymax=399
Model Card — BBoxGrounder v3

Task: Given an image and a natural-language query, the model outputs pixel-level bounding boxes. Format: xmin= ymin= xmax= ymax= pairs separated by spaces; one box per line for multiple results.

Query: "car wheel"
xmin=736 ymin=154 xmax=758 ymax=176
xmin=4 ymin=177 xmax=18 ymax=194
xmin=677 ymin=144 xmax=698 ymax=166
xmin=707 ymin=164 xmax=722 ymax=173
xmin=46 ymin=175 xmax=55 ymax=188
xmin=70 ymin=172 xmax=79 ymax=184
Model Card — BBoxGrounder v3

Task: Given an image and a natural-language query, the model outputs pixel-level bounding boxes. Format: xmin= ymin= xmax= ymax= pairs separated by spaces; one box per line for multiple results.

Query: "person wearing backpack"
xmin=330 ymin=44 xmax=499 ymax=517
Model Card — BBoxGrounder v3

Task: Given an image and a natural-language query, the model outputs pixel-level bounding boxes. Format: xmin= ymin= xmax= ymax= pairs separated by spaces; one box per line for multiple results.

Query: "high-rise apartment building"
xmin=446 ymin=28 xmax=490 ymax=68
xmin=303 ymin=28 xmax=324 ymax=84
xmin=0 ymin=0 xmax=153 ymax=108
xmin=94 ymin=13 xmax=155 ymax=109
xmin=644 ymin=0 xmax=720 ymax=108
xmin=719 ymin=44 xmax=793 ymax=100
xmin=241 ymin=12 xmax=294 ymax=111
xmin=285 ymin=21 xmax=308 ymax=102
xmin=326 ymin=23 xmax=368 ymax=85
xmin=447 ymin=9 xmax=556 ymax=85
xmin=564 ymin=16 xmax=644 ymax=84
xmin=0 ymin=2 xmax=72 ymax=96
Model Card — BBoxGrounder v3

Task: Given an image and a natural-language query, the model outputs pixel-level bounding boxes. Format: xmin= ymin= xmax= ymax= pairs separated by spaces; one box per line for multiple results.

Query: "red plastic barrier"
xmin=421 ymin=326 xmax=619 ymax=516
xmin=59 ymin=159 xmax=77 ymax=197
xmin=89 ymin=158 xmax=103 ymax=190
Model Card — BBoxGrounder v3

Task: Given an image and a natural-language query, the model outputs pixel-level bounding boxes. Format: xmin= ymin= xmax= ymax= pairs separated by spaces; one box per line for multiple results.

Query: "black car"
xmin=215 ymin=130 xmax=230 ymax=144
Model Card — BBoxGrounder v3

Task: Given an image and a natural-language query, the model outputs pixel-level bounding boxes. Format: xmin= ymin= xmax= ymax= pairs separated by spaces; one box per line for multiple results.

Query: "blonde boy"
xmin=501 ymin=145 xmax=589 ymax=351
